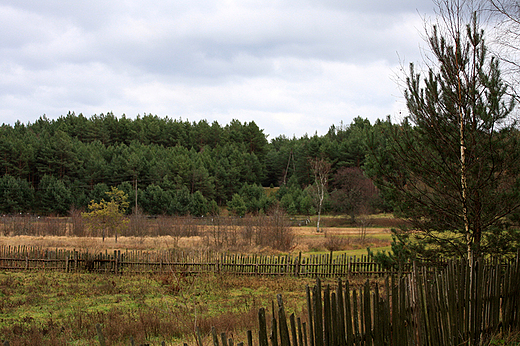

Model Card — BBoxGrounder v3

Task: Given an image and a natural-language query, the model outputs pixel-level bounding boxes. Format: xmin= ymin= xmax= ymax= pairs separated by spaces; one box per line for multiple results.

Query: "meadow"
xmin=0 ymin=215 xmax=518 ymax=345
xmin=0 ymin=214 xmax=393 ymax=345
xmin=0 ymin=270 xmax=331 ymax=345
xmin=0 ymin=214 xmax=394 ymax=254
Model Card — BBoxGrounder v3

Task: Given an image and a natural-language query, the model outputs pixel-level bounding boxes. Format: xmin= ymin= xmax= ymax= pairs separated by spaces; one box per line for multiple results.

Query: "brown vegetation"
xmin=0 ymin=213 xmax=395 ymax=256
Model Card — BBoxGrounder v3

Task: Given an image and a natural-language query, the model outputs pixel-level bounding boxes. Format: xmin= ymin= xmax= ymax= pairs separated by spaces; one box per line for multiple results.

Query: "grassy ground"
xmin=0 ymin=270 xmax=371 ymax=346
xmin=0 ymin=211 xmax=514 ymax=345
xmin=0 ymin=214 xmax=397 ymax=345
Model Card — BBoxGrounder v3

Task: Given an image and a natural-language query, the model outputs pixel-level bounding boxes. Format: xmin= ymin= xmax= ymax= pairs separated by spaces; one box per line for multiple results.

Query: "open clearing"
xmin=0 ymin=225 xmax=393 ymax=255
xmin=0 ymin=215 xmax=398 ymax=344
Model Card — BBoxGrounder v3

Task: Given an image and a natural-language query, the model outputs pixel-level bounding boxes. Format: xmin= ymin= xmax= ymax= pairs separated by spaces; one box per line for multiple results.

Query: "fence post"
xmin=344 ymin=280 xmax=354 ymax=346
xmin=196 ymin=326 xmax=203 ymax=346
xmin=96 ymin=324 xmax=106 ymax=346
xmin=295 ymin=252 xmax=302 ymax=277
xmin=322 ymin=285 xmax=331 ymax=346
xmin=258 ymin=308 xmax=268 ymax=346
xmin=277 ymin=294 xmax=291 ymax=346
xmin=290 ymin=314 xmax=298 ymax=346
xmin=297 ymin=318 xmax=304 ymax=346
xmin=211 ymin=326 xmax=220 ymax=346
xmin=247 ymin=330 xmax=253 ymax=346
xmin=363 ymin=281 xmax=373 ymax=346
xmin=306 ymin=285 xmax=314 ymax=346
xmin=271 ymin=300 xmax=279 ymax=346
xmin=313 ymin=279 xmax=323 ymax=346
xmin=328 ymin=251 xmax=333 ymax=277
xmin=117 ymin=250 xmax=121 ymax=275
xmin=221 ymin=333 xmax=228 ymax=346
xmin=336 ymin=279 xmax=346 ymax=345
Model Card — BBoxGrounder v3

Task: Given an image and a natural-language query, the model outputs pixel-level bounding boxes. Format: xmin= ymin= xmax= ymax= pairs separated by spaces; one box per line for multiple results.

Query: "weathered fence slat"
xmin=0 ymin=245 xmax=416 ymax=276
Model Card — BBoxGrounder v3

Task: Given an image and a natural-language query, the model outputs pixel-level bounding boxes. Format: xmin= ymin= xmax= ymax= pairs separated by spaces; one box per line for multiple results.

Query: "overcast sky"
xmin=0 ymin=0 xmax=437 ymax=139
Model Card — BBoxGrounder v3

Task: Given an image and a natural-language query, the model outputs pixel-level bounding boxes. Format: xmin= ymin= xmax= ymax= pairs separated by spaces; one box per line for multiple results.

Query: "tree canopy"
xmin=0 ymin=114 xmax=382 ymax=217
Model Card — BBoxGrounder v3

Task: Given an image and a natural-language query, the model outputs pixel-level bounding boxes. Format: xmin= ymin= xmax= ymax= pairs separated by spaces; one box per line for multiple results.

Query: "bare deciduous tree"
xmin=309 ymin=157 xmax=331 ymax=233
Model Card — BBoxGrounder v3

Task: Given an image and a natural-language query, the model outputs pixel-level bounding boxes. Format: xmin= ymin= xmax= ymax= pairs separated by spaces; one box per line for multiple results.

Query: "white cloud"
xmin=0 ymin=0 xmax=435 ymax=137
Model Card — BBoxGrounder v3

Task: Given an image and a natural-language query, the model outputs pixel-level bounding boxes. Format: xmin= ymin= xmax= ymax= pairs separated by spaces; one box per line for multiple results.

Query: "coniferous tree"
xmin=227 ymin=193 xmax=247 ymax=217
xmin=367 ymin=3 xmax=520 ymax=260
xmin=36 ymin=175 xmax=72 ymax=216
xmin=0 ymin=175 xmax=34 ymax=213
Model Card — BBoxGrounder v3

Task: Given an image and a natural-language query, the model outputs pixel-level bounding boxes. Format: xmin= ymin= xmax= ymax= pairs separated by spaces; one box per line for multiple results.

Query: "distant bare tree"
xmin=41 ymin=216 xmax=67 ymax=236
xmin=2 ymin=215 xmax=35 ymax=236
xmin=330 ymin=166 xmax=378 ymax=221
xmin=487 ymin=0 xmax=520 ymax=96
xmin=208 ymin=215 xmax=227 ymax=248
xmin=69 ymin=208 xmax=86 ymax=237
xmin=309 ymin=157 xmax=331 ymax=233
xmin=241 ymin=215 xmax=256 ymax=246
xmin=357 ymin=206 xmax=373 ymax=242
xmin=256 ymin=205 xmax=294 ymax=251
xmin=324 ymin=231 xmax=350 ymax=251
xmin=127 ymin=207 xmax=147 ymax=237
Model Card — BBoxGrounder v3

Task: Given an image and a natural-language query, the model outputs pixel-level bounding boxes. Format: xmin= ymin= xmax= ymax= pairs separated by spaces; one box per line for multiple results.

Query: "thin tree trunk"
xmin=456 ymin=20 xmax=474 ymax=345
xmin=458 ymin=64 xmax=472 ymax=263
xmin=316 ymin=189 xmax=324 ymax=233
xmin=461 ymin=115 xmax=471 ymax=263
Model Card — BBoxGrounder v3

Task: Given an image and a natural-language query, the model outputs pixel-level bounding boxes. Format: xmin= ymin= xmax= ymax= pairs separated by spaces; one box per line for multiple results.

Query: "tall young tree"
xmin=309 ymin=157 xmax=331 ymax=233
xmin=367 ymin=0 xmax=520 ymax=260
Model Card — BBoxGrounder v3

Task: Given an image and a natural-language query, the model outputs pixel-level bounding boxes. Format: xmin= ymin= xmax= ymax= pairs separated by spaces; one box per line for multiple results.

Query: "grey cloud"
xmin=0 ymin=0 xmax=439 ymax=137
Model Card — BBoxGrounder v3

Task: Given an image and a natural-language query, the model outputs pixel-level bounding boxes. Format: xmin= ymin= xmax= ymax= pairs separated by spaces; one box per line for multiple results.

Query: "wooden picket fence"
xmin=260 ymin=259 xmax=520 ymax=346
xmin=1 ymin=243 xmax=518 ymax=345
xmin=92 ymin=258 xmax=520 ymax=346
xmin=0 ymin=245 xmax=409 ymax=276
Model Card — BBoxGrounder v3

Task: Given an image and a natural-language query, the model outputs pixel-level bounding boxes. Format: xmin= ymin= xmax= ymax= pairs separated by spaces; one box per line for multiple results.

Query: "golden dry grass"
xmin=0 ymin=213 xmax=398 ymax=254
xmin=0 ymin=235 xmax=204 ymax=252
xmin=0 ymin=225 xmax=392 ymax=255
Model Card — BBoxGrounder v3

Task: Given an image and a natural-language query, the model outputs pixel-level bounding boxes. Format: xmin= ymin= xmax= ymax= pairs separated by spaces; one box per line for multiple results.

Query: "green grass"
xmin=0 ymin=271 xmax=322 ymax=345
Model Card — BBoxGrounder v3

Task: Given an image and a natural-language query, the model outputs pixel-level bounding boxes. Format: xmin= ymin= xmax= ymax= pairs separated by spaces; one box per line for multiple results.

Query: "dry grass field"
xmin=0 ymin=221 xmax=393 ymax=255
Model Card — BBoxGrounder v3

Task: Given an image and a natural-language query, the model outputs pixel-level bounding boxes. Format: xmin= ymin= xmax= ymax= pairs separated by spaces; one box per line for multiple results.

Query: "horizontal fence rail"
xmin=0 ymin=245 xmax=412 ymax=276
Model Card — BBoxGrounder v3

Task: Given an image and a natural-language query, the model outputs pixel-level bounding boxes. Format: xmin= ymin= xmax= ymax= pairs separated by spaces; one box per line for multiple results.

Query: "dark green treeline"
xmin=0 ymin=112 xmax=384 ymax=216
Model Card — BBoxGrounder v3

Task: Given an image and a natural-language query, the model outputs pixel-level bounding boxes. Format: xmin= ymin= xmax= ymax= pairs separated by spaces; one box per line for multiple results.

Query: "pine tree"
xmin=367 ymin=4 xmax=520 ymax=260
